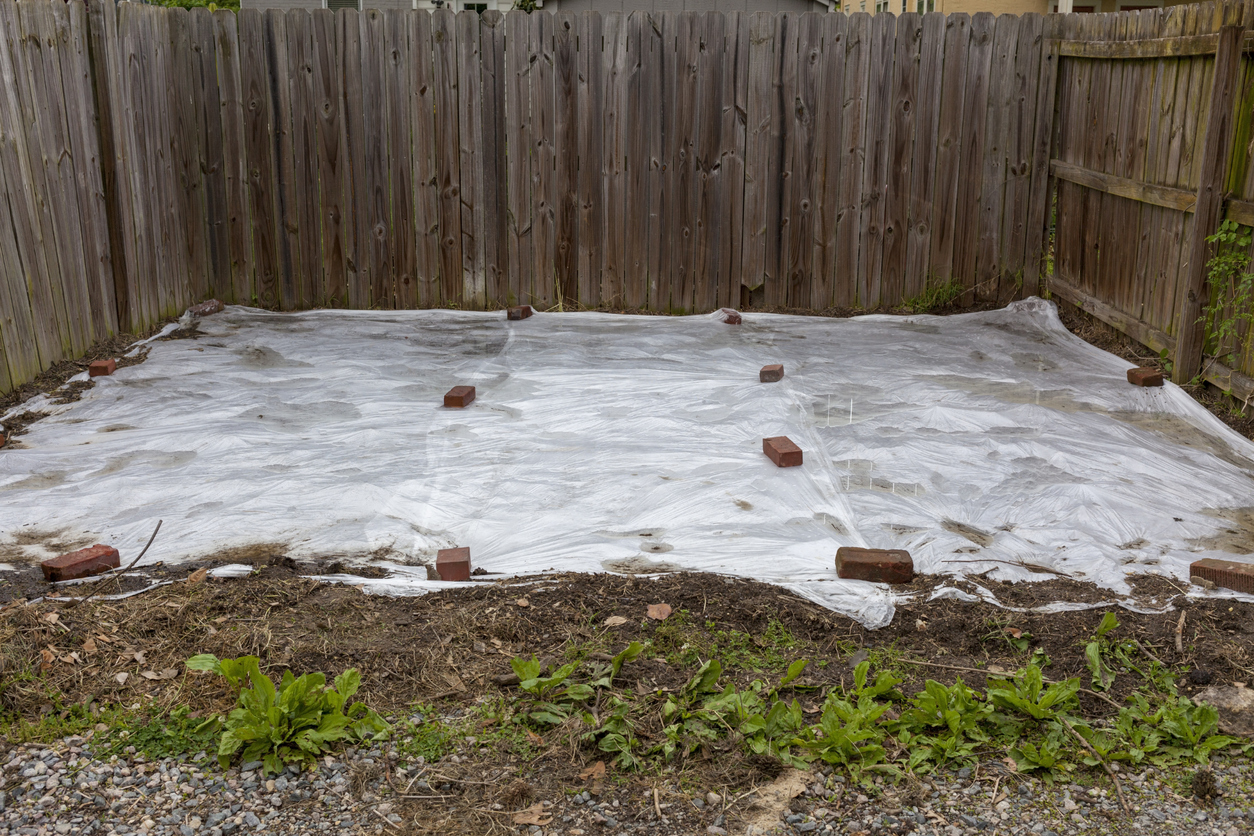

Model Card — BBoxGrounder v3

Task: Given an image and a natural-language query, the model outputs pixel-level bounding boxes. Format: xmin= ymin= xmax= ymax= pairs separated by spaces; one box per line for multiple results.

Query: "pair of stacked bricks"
xmin=760 ymin=365 xmax=795 ymax=466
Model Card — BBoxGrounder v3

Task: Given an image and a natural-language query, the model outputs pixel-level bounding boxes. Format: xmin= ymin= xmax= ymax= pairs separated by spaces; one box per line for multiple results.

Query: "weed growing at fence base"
xmin=903 ymin=280 xmax=966 ymax=313
xmin=1201 ymin=220 xmax=1254 ymax=369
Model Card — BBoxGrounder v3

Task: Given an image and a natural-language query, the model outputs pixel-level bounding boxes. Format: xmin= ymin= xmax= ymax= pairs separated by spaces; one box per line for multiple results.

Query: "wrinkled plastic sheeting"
xmin=3 ymin=298 xmax=1254 ymax=629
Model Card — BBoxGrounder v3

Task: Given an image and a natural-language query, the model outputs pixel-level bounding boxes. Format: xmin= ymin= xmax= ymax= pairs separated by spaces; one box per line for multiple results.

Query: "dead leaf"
xmin=516 ymin=598 xmax=530 ymax=608
xmin=1002 ymin=756 xmax=1018 ymax=773
xmin=39 ymin=648 xmax=54 ymax=667
xmin=187 ymin=567 xmax=208 ymax=586
xmin=579 ymin=760 xmax=606 ymax=795
xmin=140 ymin=668 xmax=179 ymax=681
xmin=114 ymin=672 xmax=129 ymax=685
xmin=603 ymin=616 xmax=629 ymax=627
xmin=646 ymin=603 xmax=672 ymax=621
xmin=1003 ymin=627 xmax=1022 ymax=639
xmin=578 ymin=761 xmax=606 ymax=780
xmin=490 ymin=637 xmax=503 ymax=648
xmin=987 ymin=664 xmax=1006 ymax=674
xmin=43 ymin=612 xmax=60 ymax=624
xmin=443 ymin=672 xmax=467 ymax=692
xmin=510 ymin=803 xmax=552 ymax=826
xmin=82 ymin=638 xmax=97 ymax=654
xmin=525 ymin=730 xmax=544 ymax=745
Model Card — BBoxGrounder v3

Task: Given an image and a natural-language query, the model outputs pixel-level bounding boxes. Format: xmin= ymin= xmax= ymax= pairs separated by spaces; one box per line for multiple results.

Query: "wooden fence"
xmin=12 ymin=0 xmax=1254 ymax=401
xmin=0 ymin=1 xmax=1061 ymax=394
xmin=1045 ymin=0 xmax=1254 ymax=393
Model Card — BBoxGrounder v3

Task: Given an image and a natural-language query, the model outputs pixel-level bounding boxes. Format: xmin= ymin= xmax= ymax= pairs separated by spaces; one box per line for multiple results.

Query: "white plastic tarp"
xmin=3 ymin=299 xmax=1254 ymax=628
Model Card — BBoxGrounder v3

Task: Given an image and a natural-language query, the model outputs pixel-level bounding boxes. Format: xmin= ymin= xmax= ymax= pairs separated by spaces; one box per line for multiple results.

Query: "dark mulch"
xmin=2 ymin=568 xmax=1248 ymax=835
xmin=2 ymin=569 xmax=1248 ymax=723
xmin=0 ymin=325 xmax=167 ymax=442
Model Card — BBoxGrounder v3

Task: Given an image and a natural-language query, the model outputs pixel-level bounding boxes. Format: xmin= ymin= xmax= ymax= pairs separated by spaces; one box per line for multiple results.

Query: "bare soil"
xmin=1 ymin=569 xmax=1251 ymax=834
xmin=0 ymin=326 xmax=164 ymax=444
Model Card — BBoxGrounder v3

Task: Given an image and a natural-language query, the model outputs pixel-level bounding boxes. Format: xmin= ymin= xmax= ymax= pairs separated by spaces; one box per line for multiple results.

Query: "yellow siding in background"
xmin=850 ymin=0 xmax=1190 ymax=15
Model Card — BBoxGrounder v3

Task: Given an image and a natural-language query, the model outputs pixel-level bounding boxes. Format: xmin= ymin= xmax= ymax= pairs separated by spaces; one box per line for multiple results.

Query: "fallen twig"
xmin=67 ymin=520 xmax=162 ymax=611
xmin=942 ymin=558 xmax=1071 ymax=577
xmin=1175 ymin=610 xmax=1186 ymax=655
xmin=1133 ymin=638 xmax=1166 ymax=668
xmin=653 ymin=786 xmax=662 ymax=819
xmin=1058 ymin=715 xmax=1130 ymax=816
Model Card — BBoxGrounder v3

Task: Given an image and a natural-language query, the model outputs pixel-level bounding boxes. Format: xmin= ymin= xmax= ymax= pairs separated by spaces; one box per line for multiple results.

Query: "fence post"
xmin=1173 ymin=23 xmax=1244 ymax=384
xmin=84 ymin=0 xmax=135 ymax=331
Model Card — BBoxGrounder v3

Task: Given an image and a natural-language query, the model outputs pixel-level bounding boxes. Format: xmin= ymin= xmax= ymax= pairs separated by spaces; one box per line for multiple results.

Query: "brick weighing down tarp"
xmin=2 ymin=300 xmax=1253 ymax=627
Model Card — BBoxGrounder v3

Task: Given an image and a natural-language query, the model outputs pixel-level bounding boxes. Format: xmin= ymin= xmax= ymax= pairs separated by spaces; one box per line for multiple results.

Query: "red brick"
xmin=1191 ymin=558 xmax=1254 ymax=594
xmin=719 ymin=308 xmax=742 ymax=325
xmin=436 ymin=547 xmax=472 ymax=582
xmin=41 ymin=544 xmax=120 ymax=582
xmin=444 ymin=385 xmax=476 ymax=408
xmin=760 ymin=364 xmax=784 ymax=383
xmin=507 ymin=305 xmax=533 ymax=320
xmin=763 ymin=436 xmax=802 ymax=467
xmin=836 ymin=547 xmax=914 ymax=584
xmin=1127 ymin=367 xmax=1163 ymax=387
xmin=188 ymin=299 xmax=225 ymax=317
xmin=88 ymin=359 xmax=116 ymax=377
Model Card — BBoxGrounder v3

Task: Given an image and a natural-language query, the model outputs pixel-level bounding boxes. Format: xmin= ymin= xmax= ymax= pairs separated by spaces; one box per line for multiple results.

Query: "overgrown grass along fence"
xmin=6 ymin=1 xmax=1254 ymax=400
xmin=0 ymin=1 xmax=1060 ymax=395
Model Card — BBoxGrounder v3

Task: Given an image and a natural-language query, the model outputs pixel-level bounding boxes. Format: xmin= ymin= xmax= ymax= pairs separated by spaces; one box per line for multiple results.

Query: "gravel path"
xmin=1 ymin=732 xmax=1250 ymax=836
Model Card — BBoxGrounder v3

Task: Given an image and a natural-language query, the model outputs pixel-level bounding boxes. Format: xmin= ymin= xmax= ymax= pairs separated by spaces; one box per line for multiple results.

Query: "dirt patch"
xmin=0 ymin=329 xmax=162 ymax=440
xmin=1 ymin=570 xmax=1249 ymax=834
xmin=1188 ymin=507 xmax=1254 ymax=555
xmin=0 ymin=528 xmax=98 ymax=567
xmin=941 ymin=519 xmax=995 ymax=548
xmin=1 ymin=570 xmax=1248 ymax=722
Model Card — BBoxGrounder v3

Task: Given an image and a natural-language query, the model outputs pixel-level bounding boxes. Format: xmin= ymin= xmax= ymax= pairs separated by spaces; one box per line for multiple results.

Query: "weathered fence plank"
xmin=811 ymin=10 xmax=846 ymax=309
xmin=457 ymin=10 xmax=483 ymax=308
xmin=505 ymin=9 xmax=530 ymax=306
xmin=740 ymin=11 xmax=773 ymax=303
xmin=387 ymin=9 xmax=416 ymax=309
xmin=553 ymin=11 xmax=579 ymax=307
xmin=214 ymin=9 xmax=252 ymax=306
xmin=903 ymin=11 xmax=943 ymax=300
xmin=431 ymin=8 xmax=461 ymax=307
xmin=409 ymin=8 xmax=438 ymax=306
xmin=693 ymin=10 xmax=725 ymax=312
xmin=882 ymin=12 xmax=921 ymax=307
xmin=287 ymin=10 xmax=321 ymax=310
xmin=313 ymin=8 xmax=346 ymax=305
xmin=9 ymin=5 xmax=1254 ymax=395
xmin=530 ymin=9 xmax=554 ymax=308
xmin=480 ymin=10 xmax=506 ymax=306
xmin=190 ymin=8 xmax=230 ymax=303
xmin=239 ymin=8 xmax=279 ymax=308
xmin=601 ymin=12 xmax=627 ymax=308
